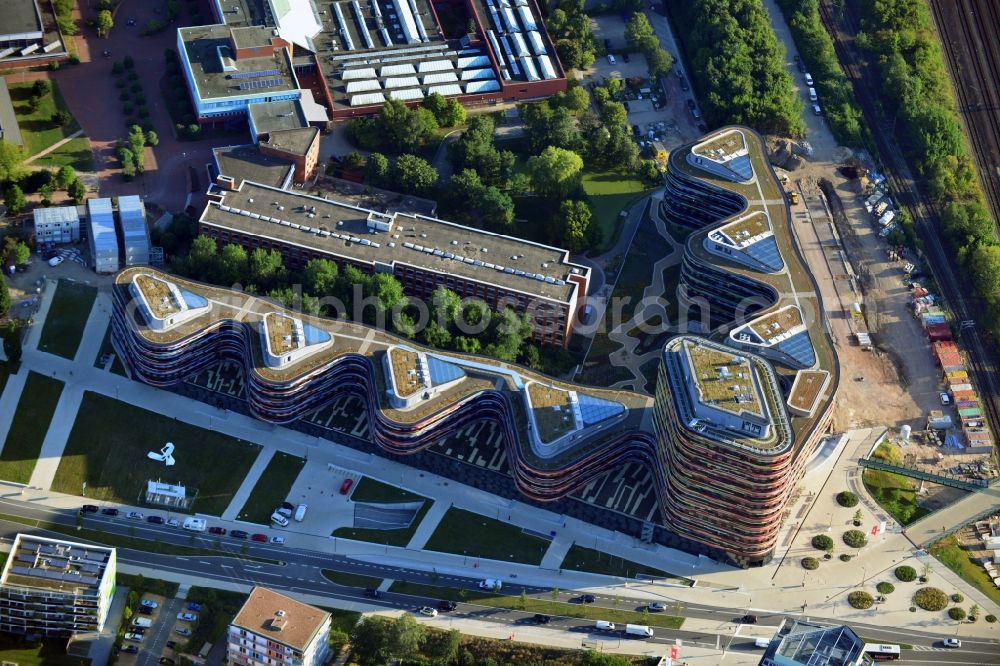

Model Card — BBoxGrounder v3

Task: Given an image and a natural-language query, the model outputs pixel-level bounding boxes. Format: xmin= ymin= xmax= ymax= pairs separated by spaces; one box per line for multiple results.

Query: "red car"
xmin=339 ymin=478 xmax=354 ymax=495
xmin=251 ymin=533 xmax=267 ymax=542
xmin=208 ymin=527 xmax=226 ymax=535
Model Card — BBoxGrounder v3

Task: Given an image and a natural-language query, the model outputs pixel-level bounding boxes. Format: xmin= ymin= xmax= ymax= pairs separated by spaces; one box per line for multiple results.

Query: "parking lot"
xmin=118 ymin=591 xmax=180 ymax=666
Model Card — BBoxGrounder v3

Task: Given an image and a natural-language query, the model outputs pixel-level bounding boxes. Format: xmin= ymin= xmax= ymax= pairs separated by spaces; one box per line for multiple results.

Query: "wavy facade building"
xmin=652 ymin=128 xmax=838 ymax=566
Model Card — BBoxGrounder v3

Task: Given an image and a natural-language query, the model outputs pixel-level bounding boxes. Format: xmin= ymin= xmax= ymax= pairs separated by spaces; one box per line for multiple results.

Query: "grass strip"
xmin=388 ymin=581 xmax=684 ymax=629
xmin=236 ymin=452 xmax=305 ymax=524
xmin=0 ymin=372 xmax=65 ymax=484
xmin=37 ymin=279 xmax=97 ymax=360
xmin=929 ymin=535 xmax=1000 ymax=607
xmin=321 ymin=569 xmax=385 ymax=589
xmin=350 ymin=476 xmax=424 ymax=503
xmin=423 ymin=508 xmax=551 ymax=565
xmin=559 ymin=544 xmax=688 ymax=583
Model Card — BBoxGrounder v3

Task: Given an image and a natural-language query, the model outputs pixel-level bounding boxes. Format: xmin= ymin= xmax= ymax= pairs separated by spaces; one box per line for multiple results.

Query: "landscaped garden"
xmin=0 ymin=373 xmax=64 ymax=484
xmin=37 ymin=279 xmax=97 ymax=359
xmin=332 ymin=477 xmax=433 ymax=548
xmin=930 ymin=535 xmax=1000 ymax=606
xmin=51 ymin=393 xmax=261 ymax=515
xmin=581 ymin=169 xmax=658 ymax=254
xmin=8 ymin=81 xmax=93 ymax=170
xmin=862 ymin=443 xmax=931 ymax=525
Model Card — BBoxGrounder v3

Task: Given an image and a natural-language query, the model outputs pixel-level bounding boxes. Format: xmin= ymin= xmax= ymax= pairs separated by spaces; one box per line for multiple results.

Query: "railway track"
xmin=817 ymin=1 xmax=1000 ymax=442
xmin=928 ymin=0 xmax=1000 ymax=235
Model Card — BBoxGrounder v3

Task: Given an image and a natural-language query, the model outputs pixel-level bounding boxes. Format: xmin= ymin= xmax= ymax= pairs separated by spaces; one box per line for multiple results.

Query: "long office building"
xmin=652 ymin=128 xmax=837 ymax=566
xmin=178 ymin=0 xmax=566 ymax=126
xmin=198 ymin=179 xmax=590 ymax=347
xmin=0 ymin=534 xmax=116 ymax=637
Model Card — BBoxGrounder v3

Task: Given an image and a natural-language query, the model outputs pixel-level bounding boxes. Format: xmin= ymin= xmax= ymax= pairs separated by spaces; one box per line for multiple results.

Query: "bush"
xmin=801 ymin=557 xmax=819 ymax=570
xmin=49 ymin=61 xmax=60 ymax=71
xmin=836 ymin=491 xmax=859 ymax=507
xmin=913 ymin=587 xmax=948 ymax=611
xmin=842 ymin=530 xmax=868 ymax=549
xmin=811 ymin=534 xmax=834 ymax=551
xmin=876 ymin=582 xmax=895 ymax=595
xmin=986 ymin=614 xmax=997 ymax=623
xmin=848 ymin=591 xmax=874 ymax=609
xmin=949 ymin=607 xmax=966 ymax=621
xmin=122 ymin=103 xmax=133 ymax=115
xmin=895 ymin=566 xmax=917 ymax=582
xmin=950 ymin=593 xmax=964 ymax=603
xmin=130 ymin=82 xmax=141 ymax=93
xmin=839 ymin=554 xmax=852 ymax=562
xmin=115 ymin=79 xmax=126 ymax=89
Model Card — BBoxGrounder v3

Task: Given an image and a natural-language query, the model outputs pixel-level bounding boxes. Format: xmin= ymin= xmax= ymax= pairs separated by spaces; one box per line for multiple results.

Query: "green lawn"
xmin=559 ymin=544 xmax=686 ymax=582
xmin=0 ymin=635 xmax=89 ymax=666
xmin=388 ymin=581 xmax=684 ymax=629
xmin=930 ymin=535 xmax=1000 ymax=606
xmin=609 ymin=214 xmax=673 ymax=322
xmin=236 ymin=452 xmax=305 ymax=524
xmin=423 ymin=508 xmax=552 ymax=565
xmin=37 ymin=279 xmax=97 ymax=360
xmin=0 ymin=372 xmax=65 ymax=484
xmin=51 ymin=392 xmax=262 ymax=515
xmin=332 ymin=478 xmax=432 ymax=547
xmin=328 ymin=609 xmax=362 ymax=635
xmin=33 ymin=135 xmax=95 ymax=171
xmin=582 ymin=170 xmax=656 ymax=254
xmin=322 ymin=569 xmax=385 ymax=589
xmin=862 ymin=444 xmax=930 ymax=526
xmin=8 ymin=82 xmax=84 ymax=158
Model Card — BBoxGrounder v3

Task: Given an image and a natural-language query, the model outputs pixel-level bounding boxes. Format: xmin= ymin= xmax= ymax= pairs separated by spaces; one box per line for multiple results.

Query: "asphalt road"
xmin=1 ymin=497 xmax=997 ymax=663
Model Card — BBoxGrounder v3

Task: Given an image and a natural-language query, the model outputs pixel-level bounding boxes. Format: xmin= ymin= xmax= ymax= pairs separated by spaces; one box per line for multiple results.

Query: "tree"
xmin=0 ymin=139 xmax=24 ymax=182
xmin=218 ymin=243 xmax=249 ymax=285
xmin=52 ymin=110 xmax=72 ymax=126
xmin=0 ymin=277 xmax=10 ymax=316
xmin=625 ymin=13 xmax=656 ymax=50
xmin=129 ymin=125 xmax=146 ymax=172
xmin=645 ymin=45 xmax=674 ymax=79
xmin=577 ymin=650 xmax=632 ymax=666
xmin=479 ymin=186 xmax=514 ymax=231
xmin=185 ymin=235 xmax=219 ymax=280
xmin=392 ymin=154 xmax=438 ymax=195
xmin=441 ymin=98 xmax=466 ymax=127
xmin=365 ymin=152 xmax=390 ymax=187
xmin=443 ymin=168 xmax=484 ymax=223
xmin=349 ymin=616 xmax=389 ymax=666
xmin=600 ymin=101 xmax=628 ymax=129
xmin=430 ymin=287 xmax=462 ymax=328
xmin=1 ymin=321 xmax=21 ymax=365
xmin=518 ymin=589 xmax=529 ymax=610
xmin=527 ymin=146 xmax=584 ymax=198
xmin=32 ymin=79 xmax=51 ymax=97
xmin=304 ymin=258 xmax=339 ymax=296
xmin=369 ymin=273 xmax=406 ymax=314
xmin=555 ymin=200 xmax=595 ymax=252
xmin=385 ymin=613 xmax=424 ymax=662
xmin=422 ymin=92 xmax=449 ymax=125
xmin=344 ymin=151 xmax=364 ymax=170
xmin=425 ymin=628 xmax=461 ymax=664
xmin=249 ymin=248 xmax=286 ymax=290
xmin=3 ymin=184 xmax=26 ymax=215
xmin=377 ymin=99 xmax=438 ymax=152
xmin=145 ymin=130 xmax=159 ymax=147
xmin=54 ymin=165 xmax=76 ymax=190
xmin=557 ymin=84 xmax=591 ymax=114
xmin=39 ymin=183 xmax=54 ymax=207
xmin=421 ymin=320 xmax=452 ymax=349
xmin=97 ymin=9 xmax=114 ymax=37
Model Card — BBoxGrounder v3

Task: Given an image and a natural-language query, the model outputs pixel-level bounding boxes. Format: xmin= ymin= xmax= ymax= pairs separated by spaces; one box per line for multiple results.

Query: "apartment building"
xmin=227 ymin=587 xmax=331 ymax=666
xmin=0 ymin=534 xmax=116 ymax=637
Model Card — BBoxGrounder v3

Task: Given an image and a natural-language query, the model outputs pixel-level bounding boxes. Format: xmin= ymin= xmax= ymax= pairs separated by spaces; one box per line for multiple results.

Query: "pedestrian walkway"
xmin=404 ymin=500 xmax=447 ymax=550
xmin=222 ymin=447 xmax=275 ymax=521
xmin=27 ymin=382 xmax=82 ymax=489
xmin=23 ymin=129 xmax=85 ymax=164
xmin=0 ymin=370 xmax=29 ymax=457
xmin=539 ymin=535 xmax=574 ymax=570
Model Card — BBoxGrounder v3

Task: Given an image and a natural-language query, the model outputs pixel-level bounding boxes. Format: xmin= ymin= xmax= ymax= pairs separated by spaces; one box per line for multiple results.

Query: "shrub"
xmin=876 ymin=582 xmax=895 ymax=595
xmin=848 ymin=591 xmax=874 ymax=609
xmin=49 ymin=61 xmax=60 ymax=71
xmin=949 ymin=607 xmax=966 ymax=621
xmin=801 ymin=557 xmax=819 ymax=570
xmin=836 ymin=491 xmax=859 ymax=507
xmin=843 ymin=530 xmax=868 ymax=549
xmin=986 ymin=614 xmax=997 ymax=623
xmin=112 ymin=61 xmax=123 ymax=75
xmin=123 ymin=55 xmax=134 ymax=68
xmin=119 ymin=91 xmax=129 ymax=101
xmin=950 ymin=593 xmax=964 ymax=603
xmin=895 ymin=566 xmax=917 ymax=582
xmin=122 ymin=103 xmax=133 ymax=115
xmin=115 ymin=79 xmax=126 ymax=89
xmin=839 ymin=554 xmax=852 ymax=562
xmin=913 ymin=587 xmax=948 ymax=611
xmin=68 ymin=54 xmax=80 ymax=65
xmin=811 ymin=535 xmax=834 ymax=551
xmin=130 ymin=82 xmax=141 ymax=93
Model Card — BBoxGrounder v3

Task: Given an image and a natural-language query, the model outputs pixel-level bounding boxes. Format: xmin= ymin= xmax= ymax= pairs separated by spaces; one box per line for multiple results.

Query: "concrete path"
xmin=75 ymin=292 xmax=112 ymax=366
xmin=26 ymin=381 xmax=81 ymax=490
xmin=221 ymin=447 xmax=275 ymax=521
xmin=404 ymin=500 xmax=447 ymax=550
xmin=539 ymin=535 xmax=574 ymax=570
xmin=23 ymin=129 xmax=85 ymax=164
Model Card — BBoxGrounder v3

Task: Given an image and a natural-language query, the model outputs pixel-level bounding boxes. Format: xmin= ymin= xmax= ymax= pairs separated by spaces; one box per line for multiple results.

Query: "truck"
xmin=625 ymin=624 xmax=653 ymax=638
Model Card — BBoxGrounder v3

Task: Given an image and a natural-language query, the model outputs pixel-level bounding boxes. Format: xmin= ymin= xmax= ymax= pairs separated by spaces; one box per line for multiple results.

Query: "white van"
xmin=478 ymin=579 xmax=502 ymax=591
xmin=755 ymin=637 xmax=772 ymax=649
xmin=804 ymin=72 xmax=814 ymax=86
xmin=808 ymin=87 xmax=817 ymax=101
xmin=270 ymin=512 xmax=289 ymax=527
xmin=625 ymin=624 xmax=653 ymax=638
xmin=294 ymin=504 xmax=307 ymax=522
xmin=595 ymin=620 xmax=616 ymax=632
xmin=182 ymin=517 xmax=206 ymax=532
xmin=133 ymin=617 xmax=153 ymax=628
xmin=607 ymin=54 xmax=616 ymax=65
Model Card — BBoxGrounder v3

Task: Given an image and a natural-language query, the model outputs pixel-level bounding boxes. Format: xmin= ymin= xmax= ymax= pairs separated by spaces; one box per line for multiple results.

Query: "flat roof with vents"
xmin=200 ymin=180 xmax=587 ymax=302
xmin=231 ymin=587 xmax=330 ymax=652
xmin=1 ymin=534 xmax=114 ymax=595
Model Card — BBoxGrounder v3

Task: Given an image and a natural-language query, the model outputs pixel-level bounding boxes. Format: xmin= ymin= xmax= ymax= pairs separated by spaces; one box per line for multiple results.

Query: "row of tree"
xmin=0 ymin=142 xmax=87 ymax=214
xmin=622 ymin=13 xmax=674 ymax=80
xmin=116 ymin=125 xmax=158 ymax=181
xmin=173 ymin=238 xmax=541 ymax=364
xmin=774 ymin=0 xmax=865 ymax=146
xmin=347 ymin=95 xmax=466 ymax=153
xmin=545 ymin=0 xmax=598 ymax=71
xmin=855 ymin=0 xmax=1000 ymax=332
xmin=666 ymin=0 xmax=804 ymax=136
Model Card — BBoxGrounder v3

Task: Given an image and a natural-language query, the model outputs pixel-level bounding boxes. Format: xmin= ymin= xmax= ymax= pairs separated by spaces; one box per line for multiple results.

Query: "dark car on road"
xmin=81 ymin=505 xmax=98 ymax=513
xmin=740 ymin=614 xmax=758 ymax=624
xmin=208 ymin=526 xmax=226 ymax=535
xmin=437 ymin=600 xmax=457 ymax=612
xmin=147 ymin=515 xmax=164 ymax=525
xmin=138 ymin=606 xmax=152 ymax=615
xmin=230 ymin=530 xmax=248 ymax=539
xmin=101 ymin=507 xmax=119 ymax=516
xmin=533 ymin=614 xmax=550 ymax=624
xmin=580 ymin=594 xmax=596 ymax=604
xmin=364 ymin=588 xmax=381 ymax=599
xmin=251 ymin=533 xmax=267 ymax=542
xmin=679 ymin=75 xmax=689 ymax=91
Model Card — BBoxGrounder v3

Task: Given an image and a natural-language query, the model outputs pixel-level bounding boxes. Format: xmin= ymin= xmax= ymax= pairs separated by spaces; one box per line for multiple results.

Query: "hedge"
xmin=801 ymin=557 xmax=819 ymax=570
xmin=848 ymin=591 xmax=873 ymax=609
xmin=836 ymin=490 xmax=859 ymax=507
xmin=948 ymin=607 xmax=966 ymax=621
xmin=913 ymin=587 xmax=948 ymax=612
xmin=842 ymin=530 xmax=868 ymax=549
xmin=812 ymin=534 xmax=834 ymax=551
xmin=876 ymin=582 xmax=895 ymax=595
xmin=894 ymin=566 xmax=916 ymax=582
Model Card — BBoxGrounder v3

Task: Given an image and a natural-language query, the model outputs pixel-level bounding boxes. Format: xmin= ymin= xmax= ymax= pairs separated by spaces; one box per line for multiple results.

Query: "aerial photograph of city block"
xmin=0 ymin=0 xmax=998 ymax=664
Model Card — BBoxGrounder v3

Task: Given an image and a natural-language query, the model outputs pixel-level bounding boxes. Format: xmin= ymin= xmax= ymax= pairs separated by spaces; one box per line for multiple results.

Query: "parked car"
xmin=47 ymin=255 xmax=64 ymax=267
xmin=140 ymin=599 xmax=158 ymax=609
xmin=277 ymin=501 xmax=295 ymax=517
xmin=607 ymin=54 xmax=616 ymax=65
xmin=581 ymin=594 xmax=596 ymax=604
xmin=804 ymin=72 xmax=814 ymax=86
xmin=340 ymin=478 xmax=354 ymax=495
xmin=364 ymin=588 xmax=382 ymax=599
xmin=147 ymin=515 xmax=164 ymax=525
xmin=159 ymin=659 xmax=175 ymax=665
xmin=418 ymin=606 xmax=438 ymax=617
xmin=270 ymin=512 xmax=289 ymax=527
xmin=101 ymin=507 xmax=119 ymax=516
xmin=177 ymin=612 xmax=198 ymax=622
xmin=795 ymin=55 xmax=807 ymax=73
xmin=740 ymin=614 xmax=758 ymax=624
xmin=80 ymin=504 xmax=99 ymax=513
xmin=686 ymin=99 xmax=695 ymax=110
xmin=138 ymin=606 xmax=153 ymax=615
xmin=166 ymin=641 xmax=177 ymax=649
xmin=269 ymin=536 xmax=285 ymax=545
xmin=533 ymin=614 xmax=550 ymax=624
xmin=940 ymin=392 xmax=951 ymax=405
xmin=812 ymin=104 xmax=822 ymax=116
xmin=943 ymin=638 xmax=961 ymax=648
xmin=437 ymin=600 xmax=457 ymax=612
xmin=121 ymin=645 xmax=139 ymax=654
xmin=251 ymin=533 xmax=267 ymax=543
xmin=603 ymin=38 xmax=611 ymax=50
xmin=622 ymin=52 xmax=630 ymax=63
xmin=647 ymin=602 xmax=666 ymax=612
xmin=166 ymin=518 xmax=180 ymax=528
xmin=690 ymin=107 xmax=701 ymax=120
xmin=174 ymin=627 xmax=192 ymax=637
xmin=124 ymin=632 xmax=143 ymax=642
xmin=230 ymin=530 xmax=248 ymax=539
xmin=187 ymin=602 xmax=203 ymax=612
xmin=208 ymin=526 xmax=227 ymax=535
xmin=679 ymin=74 xmax=689 ymax=91
xmin=126 ymin=511 xmax=144 ymax=521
